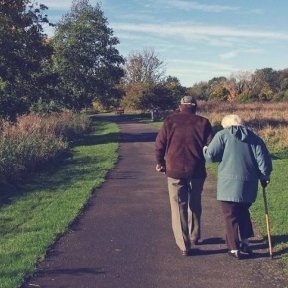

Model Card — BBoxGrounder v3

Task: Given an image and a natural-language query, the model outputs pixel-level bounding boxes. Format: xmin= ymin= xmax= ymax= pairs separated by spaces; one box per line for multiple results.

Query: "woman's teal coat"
xmin=203 ymin=126 xmax=272 ymax=203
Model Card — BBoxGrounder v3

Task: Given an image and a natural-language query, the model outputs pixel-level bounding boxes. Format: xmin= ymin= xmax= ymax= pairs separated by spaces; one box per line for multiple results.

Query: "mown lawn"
xmin=0 ymin=117 xmax=119 ymax=288
xmin=251 ymin=153 xmax=288 ymax=271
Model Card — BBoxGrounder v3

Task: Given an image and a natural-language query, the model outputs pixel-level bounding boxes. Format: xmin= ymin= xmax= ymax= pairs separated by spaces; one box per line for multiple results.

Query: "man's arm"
xmin=155 ymin=123 xmax=167 ymax=169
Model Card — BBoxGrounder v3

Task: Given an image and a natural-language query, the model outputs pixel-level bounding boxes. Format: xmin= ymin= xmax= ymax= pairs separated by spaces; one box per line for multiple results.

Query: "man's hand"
xmin=156 ymin=164 xmax=166 ymax=173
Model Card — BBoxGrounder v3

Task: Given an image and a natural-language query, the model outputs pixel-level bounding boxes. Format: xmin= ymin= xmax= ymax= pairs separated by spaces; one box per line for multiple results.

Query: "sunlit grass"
xmin=251 ymin=156 xmax=288 ymax=271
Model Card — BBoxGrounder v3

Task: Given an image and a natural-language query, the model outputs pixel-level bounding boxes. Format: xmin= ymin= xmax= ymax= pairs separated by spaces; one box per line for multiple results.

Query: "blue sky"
xmin=43 ymin=0 xmax=288 ymax=87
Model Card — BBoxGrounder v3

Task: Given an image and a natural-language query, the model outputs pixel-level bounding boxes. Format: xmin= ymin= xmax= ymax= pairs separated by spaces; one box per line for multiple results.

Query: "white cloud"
xmin=165 ymin=0 xmax=240 ymax=13
xmin=44 ymin=0 xmax=107 ymax=9
xmin=219 ymin=48 xmax=264 ymax=59
xmin=169 ymin=67 xmax=233 ymax=76
xmin=112 ymin=22 xmax=288 ymax=41
xmin=246 ymin=8 xmax=263 ymax=15
xmin=44 ymin=0 xmax=72 ymax=9
xmin=164 ymin=1 xmax=262 ymax=15
xmin=168 ymin=59 xmax=237 ymax=71
xmin=220 ymin=51 xmax=239 ymax=59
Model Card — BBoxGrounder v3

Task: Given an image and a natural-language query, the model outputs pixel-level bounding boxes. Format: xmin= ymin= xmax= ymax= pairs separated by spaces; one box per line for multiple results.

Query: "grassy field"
xmin=152 ymin=102 xmax=288 ymax=271
xmin=0 ymin=117 xmax=119 ymax=288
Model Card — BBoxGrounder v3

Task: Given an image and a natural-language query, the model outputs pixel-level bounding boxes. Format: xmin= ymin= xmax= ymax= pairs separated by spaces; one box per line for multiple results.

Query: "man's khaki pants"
xmin=167 ymin=177 xmax=205 ymax=251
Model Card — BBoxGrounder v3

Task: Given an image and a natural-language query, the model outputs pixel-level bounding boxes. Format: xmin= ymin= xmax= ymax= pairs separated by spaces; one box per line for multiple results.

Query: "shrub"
xmin=29 ymin=98 xmax=63 ymax=115
xmin=0 ymin=112 xmax=91 ymax=184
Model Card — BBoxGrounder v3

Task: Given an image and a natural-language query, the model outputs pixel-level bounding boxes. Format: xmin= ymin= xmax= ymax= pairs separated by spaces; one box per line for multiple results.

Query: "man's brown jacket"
xmin=155 ymin=107 xmax=213 ymax=179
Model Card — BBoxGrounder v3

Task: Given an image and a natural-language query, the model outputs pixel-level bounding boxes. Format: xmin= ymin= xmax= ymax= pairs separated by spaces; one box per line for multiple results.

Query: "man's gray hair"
xmin=221 ymin=114 xmax=243 ymax=128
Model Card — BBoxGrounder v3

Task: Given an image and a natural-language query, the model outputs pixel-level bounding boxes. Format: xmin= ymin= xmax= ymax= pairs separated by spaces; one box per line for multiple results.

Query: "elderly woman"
xmin=203 ymin=114 xmax=272 ymax=259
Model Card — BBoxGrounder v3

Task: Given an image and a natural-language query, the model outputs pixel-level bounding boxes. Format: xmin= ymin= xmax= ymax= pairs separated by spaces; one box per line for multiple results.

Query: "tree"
xmin=163 ymin=75 xmax=186 ymax=105
xmin=209 ymin=72 xmax=253 ymax=103
xmin=121 ymin=49 xmax=174 ymax=117
xmin=121 ymin=82 xmax=149 ymax=111
xmin=51 ymin=0 xmax=124 ymax=110
xmin=187 ymin=81 xmax=209 ymax=101
xmin=123 ymin=48 xmax=166 ymax=85
xmin=141 ymin=84 xmax=179 ymax=111
xmin=209 ymin=82 xmax=229 ymax=101
xmin=206 ymin=77 xmax=227 ymax=101
xmin=250 ymin=68 xmax=279 ymax=101
xmin=0 ymin=0 xmax=53 ymax=119
xmin=122 ymin=82 xmax=179 ymax=114
xmin=254 ymin=68 xmax=279 ymax=89
xmin=278 ymin=69 xmax=288 ymax=92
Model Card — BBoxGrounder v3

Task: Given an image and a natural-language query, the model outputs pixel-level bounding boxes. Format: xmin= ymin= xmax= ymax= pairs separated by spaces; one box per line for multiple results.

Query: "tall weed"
xmin=0 ymin=112 xmax=91 ymax=183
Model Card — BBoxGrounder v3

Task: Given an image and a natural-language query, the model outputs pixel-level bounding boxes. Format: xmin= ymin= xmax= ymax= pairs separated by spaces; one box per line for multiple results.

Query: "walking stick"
xmin=262 ymin=185 xmax=273 ymax=259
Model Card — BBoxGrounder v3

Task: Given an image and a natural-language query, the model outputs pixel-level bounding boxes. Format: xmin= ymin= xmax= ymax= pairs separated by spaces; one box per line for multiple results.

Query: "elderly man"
xmin=155 ymin=96 xmax=213 ymax=256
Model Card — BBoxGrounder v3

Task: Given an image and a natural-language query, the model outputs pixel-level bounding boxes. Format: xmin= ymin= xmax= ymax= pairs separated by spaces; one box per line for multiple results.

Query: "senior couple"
xmin=155 ymin=95 xmax=272 ymax=259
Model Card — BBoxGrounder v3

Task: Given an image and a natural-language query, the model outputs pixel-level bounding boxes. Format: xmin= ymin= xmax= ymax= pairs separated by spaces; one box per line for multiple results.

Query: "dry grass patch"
xmin=198 ymin=101 xmax=288 ymax=151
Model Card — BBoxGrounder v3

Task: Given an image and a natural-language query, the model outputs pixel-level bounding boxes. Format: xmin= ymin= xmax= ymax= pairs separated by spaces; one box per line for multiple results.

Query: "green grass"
xmin=251 ymin=154 xmax=288 ymax=270
xmin=0 ymin=117 xmax=119 ymax=288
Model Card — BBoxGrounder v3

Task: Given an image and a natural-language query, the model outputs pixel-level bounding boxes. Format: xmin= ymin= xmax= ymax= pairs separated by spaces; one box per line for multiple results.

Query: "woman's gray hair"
xmin=221 ymin=114 xmax=243 ymax=128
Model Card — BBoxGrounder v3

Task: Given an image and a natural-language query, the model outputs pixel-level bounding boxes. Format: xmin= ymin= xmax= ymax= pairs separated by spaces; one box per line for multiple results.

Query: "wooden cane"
xmin=263 ymin=185 xmax=273 ymax=259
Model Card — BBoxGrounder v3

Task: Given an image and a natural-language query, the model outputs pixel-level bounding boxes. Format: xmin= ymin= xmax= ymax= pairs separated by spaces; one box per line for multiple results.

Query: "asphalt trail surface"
xmin=23 ymin=115 xmax=288 ymax=288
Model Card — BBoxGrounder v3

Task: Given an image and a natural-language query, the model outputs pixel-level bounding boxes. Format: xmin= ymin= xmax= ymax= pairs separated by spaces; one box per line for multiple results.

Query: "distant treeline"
xmin=187 ymin=68 xmax=288 ymax=103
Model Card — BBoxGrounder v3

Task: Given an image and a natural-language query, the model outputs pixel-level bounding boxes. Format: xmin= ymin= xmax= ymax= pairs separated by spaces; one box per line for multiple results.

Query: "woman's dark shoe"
xmin=181 ymin=249 xmax=193 ymax=256
xmin=228 ymin=250 xmax=241 ymax=259
xmin=239 ymin=242 xmax=253 ymax=255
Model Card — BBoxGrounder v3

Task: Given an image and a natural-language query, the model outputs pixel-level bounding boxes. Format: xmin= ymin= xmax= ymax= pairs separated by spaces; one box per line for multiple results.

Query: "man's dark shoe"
xmin=191 ymin=239 xmax=200 ymax=246
xmin=239 ymin=242 xmax=253 ymax=255
xmin=228 ymin=250 xmax=242 ymax=259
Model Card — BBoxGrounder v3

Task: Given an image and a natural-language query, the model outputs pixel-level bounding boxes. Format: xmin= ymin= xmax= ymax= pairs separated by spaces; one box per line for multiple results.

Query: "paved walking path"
xmin=24 ymin=115 xmax=287 ymax=288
